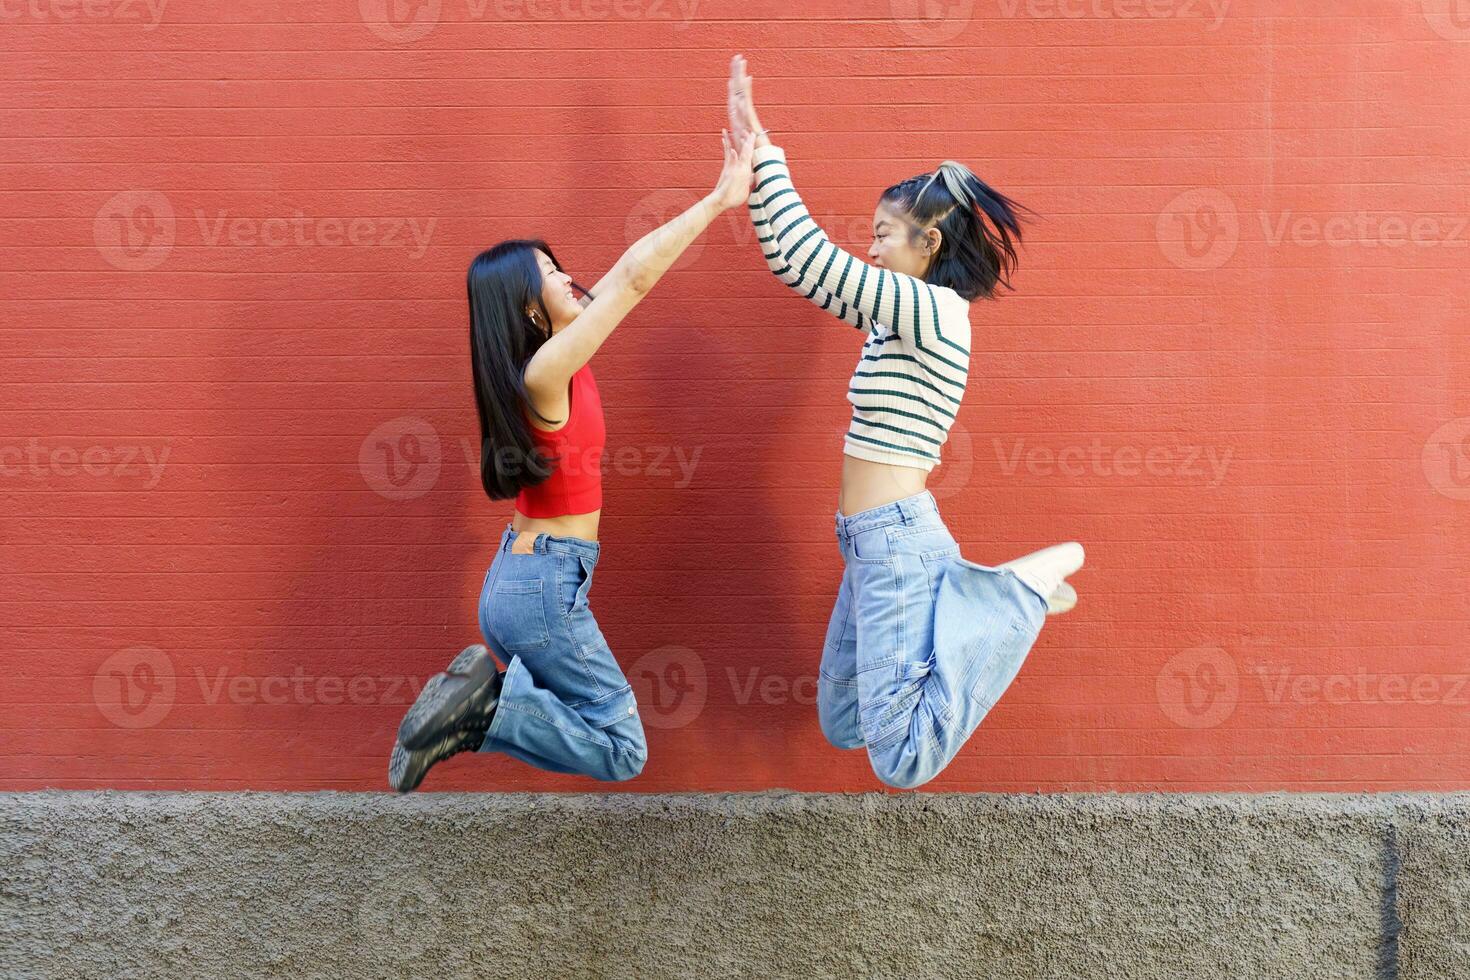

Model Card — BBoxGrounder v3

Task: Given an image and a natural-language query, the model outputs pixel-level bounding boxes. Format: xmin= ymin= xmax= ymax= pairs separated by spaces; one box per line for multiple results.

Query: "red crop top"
xmin=514 ymin=362 xmax=605 ymax=518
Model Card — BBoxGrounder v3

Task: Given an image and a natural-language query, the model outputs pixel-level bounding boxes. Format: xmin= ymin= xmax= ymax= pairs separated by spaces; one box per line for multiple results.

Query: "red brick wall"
xmin=4 ymin=0 xmax=1468 ymax=791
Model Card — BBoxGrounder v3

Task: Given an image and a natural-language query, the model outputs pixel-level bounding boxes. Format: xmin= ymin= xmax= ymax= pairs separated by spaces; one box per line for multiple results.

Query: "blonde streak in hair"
xmin=917 ymin=168 xmax=945 ymax=207
xmin=936 ymin=161 xmax=979 ymax=209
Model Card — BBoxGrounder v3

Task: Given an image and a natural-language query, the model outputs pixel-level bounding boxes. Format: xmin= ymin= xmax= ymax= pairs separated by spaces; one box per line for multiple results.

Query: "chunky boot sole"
xmin=387 ymin=740 xmax=422 ymax=793
xmin=387 ymin=727 xmax=486 ymax=794
xmin=445 ymin=643 xmax=491 ymax=675
xmin=397 ymin=645 xmax=499 ymax=750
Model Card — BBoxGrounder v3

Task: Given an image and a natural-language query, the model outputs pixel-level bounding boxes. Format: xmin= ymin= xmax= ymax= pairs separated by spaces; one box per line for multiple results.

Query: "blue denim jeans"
xmin=475 ymin=525 xmax=647 ymax=782
xmin=819 ymin=490 xmax=1049 ymax=789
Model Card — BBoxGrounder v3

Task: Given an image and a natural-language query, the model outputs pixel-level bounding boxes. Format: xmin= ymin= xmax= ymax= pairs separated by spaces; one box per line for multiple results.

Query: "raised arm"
xmin=524 ymin=129 xmax=756 ymax=396
xmin=747 ymin=165 xmax=870 ymax=332
xmin=749 ymin=144 xmax=970 ymax=373
xmin=727 ymin=56 xmax=869 ymax=333
xmin=728 ymin=55 xmax=969 ymax=371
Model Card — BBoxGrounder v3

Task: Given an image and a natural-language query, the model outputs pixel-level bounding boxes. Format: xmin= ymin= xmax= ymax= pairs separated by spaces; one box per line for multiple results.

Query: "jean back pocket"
xmin=490 ymin=576 xmax=550 ymax=652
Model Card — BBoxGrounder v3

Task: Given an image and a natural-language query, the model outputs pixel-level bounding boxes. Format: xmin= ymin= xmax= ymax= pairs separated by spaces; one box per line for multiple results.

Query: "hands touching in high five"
xmin=711 ymin=125 xmax=757 ymax=211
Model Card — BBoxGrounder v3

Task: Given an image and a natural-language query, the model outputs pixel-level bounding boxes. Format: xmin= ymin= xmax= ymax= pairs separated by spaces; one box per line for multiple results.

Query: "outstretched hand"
xmin=711 ymin=127 xmax=757 ymax=210
xmin=727 ymin=54 xmax=769 ymax=150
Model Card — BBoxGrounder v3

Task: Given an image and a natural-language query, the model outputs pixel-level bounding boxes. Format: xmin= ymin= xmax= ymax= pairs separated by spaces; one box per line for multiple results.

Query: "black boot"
xmin=443 ymin=643 xmax=491 ymax=675
xmin=397 ymin=645 xmax=502 ymax=750
xmin=387 ymin=716 xmax=493 ymax=794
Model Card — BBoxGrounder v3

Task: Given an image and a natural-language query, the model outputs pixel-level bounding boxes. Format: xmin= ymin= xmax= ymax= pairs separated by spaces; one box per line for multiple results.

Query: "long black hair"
xmin=880 ymin=162 xmax=1033 ymax=301
xmin=467 ymin=239 xmax=593 ymax=500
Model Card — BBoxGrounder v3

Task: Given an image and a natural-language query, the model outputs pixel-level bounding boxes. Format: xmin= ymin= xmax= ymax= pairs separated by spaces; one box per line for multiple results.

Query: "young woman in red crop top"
xmin=386 ymin=128 xmax=759 ymax=792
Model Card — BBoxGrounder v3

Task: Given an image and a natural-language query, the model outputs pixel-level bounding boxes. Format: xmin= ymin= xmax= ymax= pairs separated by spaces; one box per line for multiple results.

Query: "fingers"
xmin=732 ymin=53 xmax=752 ymax=93
xmin=726 ymin=55 xmax=760 ymax=147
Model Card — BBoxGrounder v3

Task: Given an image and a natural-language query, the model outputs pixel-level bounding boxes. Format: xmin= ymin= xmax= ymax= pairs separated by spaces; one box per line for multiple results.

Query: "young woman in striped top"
xmin=729 ymin=55 xmax=1084 ymax=789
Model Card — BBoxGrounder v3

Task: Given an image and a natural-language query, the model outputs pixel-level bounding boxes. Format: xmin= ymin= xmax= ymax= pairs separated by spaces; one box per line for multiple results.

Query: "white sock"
xmin=998 ymin=542 xmax=1084 ymax=612
xmin=1045 ymin=582 xmax=1078 ymax=616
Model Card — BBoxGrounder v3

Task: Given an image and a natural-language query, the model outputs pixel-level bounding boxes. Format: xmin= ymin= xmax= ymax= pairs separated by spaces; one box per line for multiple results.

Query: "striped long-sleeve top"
xmin=747 ymin=143 xmax=972 ymax=473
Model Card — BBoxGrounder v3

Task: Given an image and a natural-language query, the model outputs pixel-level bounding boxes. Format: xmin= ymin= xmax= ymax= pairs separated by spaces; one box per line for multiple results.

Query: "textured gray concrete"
xmin=1 ymin=791 xmax=1465 ymax=979
xmin=1396 ymin=796 xmax=1470 ymax=978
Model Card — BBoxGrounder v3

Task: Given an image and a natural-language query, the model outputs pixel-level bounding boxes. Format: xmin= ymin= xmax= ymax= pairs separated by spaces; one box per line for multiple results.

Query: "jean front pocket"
xmin=848 ymin=524 xmax=894 ymax=564
xmin=559 ymin=554 xmax=595 ymax=621
xmin=891 ymin=522 xmax=958 ymax=559
xmin=490 ymin=576 xmax=550 ymax=652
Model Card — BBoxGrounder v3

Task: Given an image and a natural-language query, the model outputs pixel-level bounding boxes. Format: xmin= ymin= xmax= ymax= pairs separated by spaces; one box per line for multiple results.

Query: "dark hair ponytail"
xmin=881 ymin=162 xmax=1033 ymax=301
xmin=467 ymin=239 xmax=592 ymax=500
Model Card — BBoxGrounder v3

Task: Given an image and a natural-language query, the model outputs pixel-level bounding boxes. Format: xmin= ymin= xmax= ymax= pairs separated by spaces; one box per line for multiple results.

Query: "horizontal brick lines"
xmin=5 ymin=7 xmax=1469 ymax=791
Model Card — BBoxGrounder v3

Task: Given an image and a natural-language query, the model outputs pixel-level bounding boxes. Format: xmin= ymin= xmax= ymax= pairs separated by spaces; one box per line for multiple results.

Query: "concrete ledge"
xmin=3 ymin=792 xmax=1465 ymax=979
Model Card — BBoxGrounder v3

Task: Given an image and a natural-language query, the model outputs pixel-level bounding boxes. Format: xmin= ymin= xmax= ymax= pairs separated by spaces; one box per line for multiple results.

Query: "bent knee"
xmin=873 ymin=764 xmax=932 ymax=791
xmin=818 ymin=680 xmax=863 ymax=750
xmin=598 ymin=730 xmax=647 ymax=782
xmin=820 ymin=718 xmax=866 ymax=751
xmin=869 ymin=746 xmax=938 ymax=790
xmin=607 ymin=750 xmax=646 ymax=782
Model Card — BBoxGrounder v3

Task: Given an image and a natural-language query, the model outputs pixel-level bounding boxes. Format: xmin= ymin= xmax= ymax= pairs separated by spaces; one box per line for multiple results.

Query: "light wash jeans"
xmin=819 ymin=490 xmax=1049 ymax=789
xmin=475 ymin=525 xmax=647 ymax=781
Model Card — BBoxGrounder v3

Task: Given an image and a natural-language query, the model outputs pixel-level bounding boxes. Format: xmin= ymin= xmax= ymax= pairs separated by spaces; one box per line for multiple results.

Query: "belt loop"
xmin=909 ymin=491 xmax=931 ymax=523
